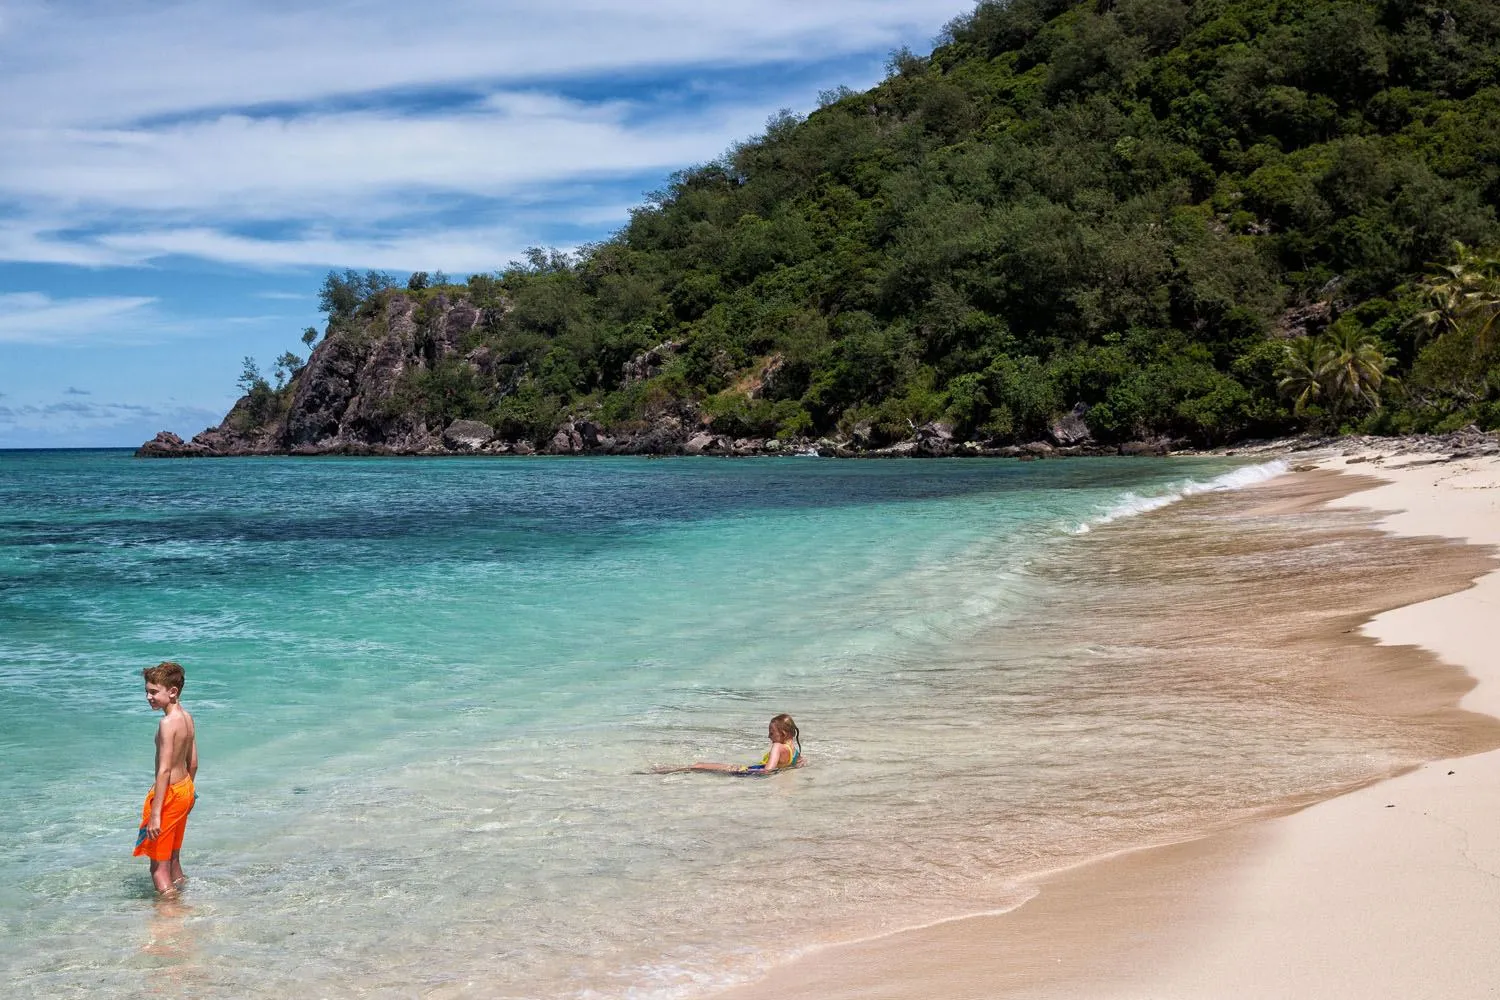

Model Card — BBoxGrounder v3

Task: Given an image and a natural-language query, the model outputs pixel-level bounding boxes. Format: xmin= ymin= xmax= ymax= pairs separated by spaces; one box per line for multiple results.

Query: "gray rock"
xmin=751 ymin=353 xmax=786 ymax=399
xmin=683 ymin=430 xmax=716 ymax=455
xmin=574 ymin=420 xmax=601 ymax=448
xmin=1119 ymin=440 xmax=1168 ymax=456
xmin=550 ymin=424 xmax=584 ymax=453
xmin=134 ymin=431 xmax=209 ymax=457
xmin=621 ymin=341 xmax=682 ymax=384
xmin=443 ymin=419 xmax=494 ymax=452
xmin=915 ymin=421 xmax=955 ymax=456
xmin=1048 ymin=403 xmax=1092 ymax=446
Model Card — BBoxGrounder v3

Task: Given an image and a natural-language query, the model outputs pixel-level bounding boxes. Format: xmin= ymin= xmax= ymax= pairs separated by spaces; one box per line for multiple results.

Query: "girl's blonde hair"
xmin=770 ymin=713 xmax=800 ymax=749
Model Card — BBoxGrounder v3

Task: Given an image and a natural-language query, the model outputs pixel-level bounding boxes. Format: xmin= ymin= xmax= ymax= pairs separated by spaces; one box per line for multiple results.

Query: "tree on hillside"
xmin=318 ymin=269 xmax=395 ymax=320
xmin=1277 ymin=326 xmax=1395 ymax=423
xmin=1276 ymin=337 xmax=1325 ymax=417
xmin=1405 ymin=243 xmax=1500 ymax=346
xmin=1319 ymin=324 xmax=1395 ymax=419
xmin=237 ymin=357 xmax=268 ymax=395
xmin=273 ymin=351 xmax=304 ymax=390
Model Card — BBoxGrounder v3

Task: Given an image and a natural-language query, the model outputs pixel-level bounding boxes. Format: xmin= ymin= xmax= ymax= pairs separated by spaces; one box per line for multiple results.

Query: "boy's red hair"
xmin=143 ymin=661 xmax=185 ymax=692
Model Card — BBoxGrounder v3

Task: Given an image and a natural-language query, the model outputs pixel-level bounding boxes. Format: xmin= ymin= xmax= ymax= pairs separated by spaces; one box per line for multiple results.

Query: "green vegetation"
xmin=1275 ymin=322 xmax=1395 ymax=426
xmin=275 ymin=0 xmax=1500 ymax=445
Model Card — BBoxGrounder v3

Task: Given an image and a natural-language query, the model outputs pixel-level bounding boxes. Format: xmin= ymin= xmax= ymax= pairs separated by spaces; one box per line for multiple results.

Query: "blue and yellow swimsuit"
xmin=742 ymin=742 xmax=800 ymax=774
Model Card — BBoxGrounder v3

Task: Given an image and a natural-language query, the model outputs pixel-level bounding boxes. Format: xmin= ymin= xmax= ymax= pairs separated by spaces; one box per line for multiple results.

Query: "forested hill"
xmin=143 ymin=0 xmax=1500 ymax=458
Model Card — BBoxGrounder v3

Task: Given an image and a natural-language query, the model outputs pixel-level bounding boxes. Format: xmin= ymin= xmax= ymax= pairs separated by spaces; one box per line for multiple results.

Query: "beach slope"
xmin=1100 ymin=452 xmax=1500 ymax=1000
xmin=717 ymin=452 xmax=1500 ymax=1000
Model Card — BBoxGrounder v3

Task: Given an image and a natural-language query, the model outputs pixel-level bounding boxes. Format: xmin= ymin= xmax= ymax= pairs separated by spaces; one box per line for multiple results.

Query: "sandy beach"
xmin=717 ymin=447 xmax=1500 ymax=1000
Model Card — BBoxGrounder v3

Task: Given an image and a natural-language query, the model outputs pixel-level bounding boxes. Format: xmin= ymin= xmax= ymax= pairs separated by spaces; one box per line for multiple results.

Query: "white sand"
xmin=1091 ymin=452 xmax=1500 ymax=1000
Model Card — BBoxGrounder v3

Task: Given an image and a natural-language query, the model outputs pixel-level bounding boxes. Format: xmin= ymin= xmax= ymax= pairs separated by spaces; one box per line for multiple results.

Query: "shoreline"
xmin=133 ymin=427 xmax=1500 ymax=461
xmin=710 ymin=448 xmax=1500 ymax=999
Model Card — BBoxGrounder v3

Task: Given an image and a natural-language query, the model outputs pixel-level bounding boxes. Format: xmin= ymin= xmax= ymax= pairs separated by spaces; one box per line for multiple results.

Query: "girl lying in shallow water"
xmin=653 ymin=714 xmax=803 ymax=775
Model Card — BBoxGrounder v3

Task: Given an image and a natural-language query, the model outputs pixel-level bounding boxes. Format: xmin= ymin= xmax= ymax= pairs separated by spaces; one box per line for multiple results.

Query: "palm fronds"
xmin=1277 ymin=327 xmax=1395 ymax=420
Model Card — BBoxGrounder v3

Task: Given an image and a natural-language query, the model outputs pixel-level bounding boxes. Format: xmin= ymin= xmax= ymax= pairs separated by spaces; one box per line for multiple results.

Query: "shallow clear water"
xmin=0 ymin=450 xmax=1444 ymax=998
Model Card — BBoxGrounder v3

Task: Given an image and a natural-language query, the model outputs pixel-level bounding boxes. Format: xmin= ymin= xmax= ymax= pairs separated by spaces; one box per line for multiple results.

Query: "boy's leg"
xmin=149 ymin=858 xmax=175 ymax=894
xmin=168 ymin=849 xmax=186 ymax=884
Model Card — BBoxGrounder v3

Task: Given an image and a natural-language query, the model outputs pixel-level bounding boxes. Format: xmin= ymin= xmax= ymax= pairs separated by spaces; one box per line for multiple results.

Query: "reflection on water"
xmin=141 ymin=896 xmax=200 ymax=997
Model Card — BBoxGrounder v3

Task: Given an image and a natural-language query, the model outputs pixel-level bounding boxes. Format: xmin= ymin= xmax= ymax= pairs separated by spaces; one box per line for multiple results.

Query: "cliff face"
xmin=136 ymin=290 xmax=763 ymax=458
xmin=142 ymin=293 xmax=486 ymax=457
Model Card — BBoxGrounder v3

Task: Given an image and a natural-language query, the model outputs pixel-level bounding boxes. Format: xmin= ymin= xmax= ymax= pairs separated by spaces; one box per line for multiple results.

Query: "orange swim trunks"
xmin=134 ymin=776 xmax=195 ymax=861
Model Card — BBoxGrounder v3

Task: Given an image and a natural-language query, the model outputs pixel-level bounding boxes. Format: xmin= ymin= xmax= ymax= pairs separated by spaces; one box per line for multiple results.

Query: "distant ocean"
xmin=0 ymin=450 xmax=1458 ymax=998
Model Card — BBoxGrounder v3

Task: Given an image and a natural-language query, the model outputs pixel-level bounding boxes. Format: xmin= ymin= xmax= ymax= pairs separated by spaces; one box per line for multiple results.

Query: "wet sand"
xmin=714 ymin=453 xmax=1500 ymax=1000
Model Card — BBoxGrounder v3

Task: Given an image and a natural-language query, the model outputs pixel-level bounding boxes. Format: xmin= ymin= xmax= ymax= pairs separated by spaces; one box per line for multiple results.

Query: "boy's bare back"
xmin=155 ymin=706 xmax=197 ymax=785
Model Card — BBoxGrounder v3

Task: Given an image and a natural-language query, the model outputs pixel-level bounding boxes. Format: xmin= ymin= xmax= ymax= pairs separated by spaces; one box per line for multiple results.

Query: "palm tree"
xmin=1318 ymin=324 xmax=1394 ymax=418
xmin=1406 ymin=241 xmax=1500 ymax=347
xmin=1466 ymin=250 xmax=1500 ymax=349
xmin=1277 ymin=327 xmax=1395 ymax=422
xmin=1404 ymin=279 xmax=1469 ymax=344
xmin=1276 ymin=336 xmax=1325 ymax=417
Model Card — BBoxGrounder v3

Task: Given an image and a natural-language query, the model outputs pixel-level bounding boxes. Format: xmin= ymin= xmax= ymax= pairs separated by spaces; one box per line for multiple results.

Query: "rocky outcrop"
xmin=621 ymin=341 xmax=681 ymax=384
xmin=136 ymin=431 xmax=209 ymax=457
xmin=138 ymin=293 xmax=484 ymax=457
xmin=914 ymin=421 xmax=955 ymax=455
xmin=548 ymin=419 xmax=603 ymax=454
xmin=1118 ymin=439 xmax=1171 ymax=456
xmin=1049 ymin=403 xmax=1092 ymax=446
xmin=443 ymin=419 xmax=494 ymax=452
xmin=683 ymin=430 xmax=738 ymax=455
xmin=1274 ymin=300 xmax=1332 ymax=339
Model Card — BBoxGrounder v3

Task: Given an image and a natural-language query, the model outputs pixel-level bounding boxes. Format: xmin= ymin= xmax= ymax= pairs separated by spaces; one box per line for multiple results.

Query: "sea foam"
xmin=1074 ymin=459 xmax=1290 ymax=533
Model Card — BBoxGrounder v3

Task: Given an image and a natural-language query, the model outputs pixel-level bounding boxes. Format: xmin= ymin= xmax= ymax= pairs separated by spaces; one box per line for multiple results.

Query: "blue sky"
xmin=0 ymin=0 xmax=963 ymax=448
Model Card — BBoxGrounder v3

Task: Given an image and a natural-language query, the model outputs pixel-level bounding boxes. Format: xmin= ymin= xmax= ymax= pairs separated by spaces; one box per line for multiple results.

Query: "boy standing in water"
xmin=135 ymin=661 xmax=198 ymax=894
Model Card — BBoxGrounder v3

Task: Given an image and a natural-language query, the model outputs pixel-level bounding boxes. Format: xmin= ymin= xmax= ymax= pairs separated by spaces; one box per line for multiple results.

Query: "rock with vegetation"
xmin=141 ymin=0 xmax=1500 ymax=458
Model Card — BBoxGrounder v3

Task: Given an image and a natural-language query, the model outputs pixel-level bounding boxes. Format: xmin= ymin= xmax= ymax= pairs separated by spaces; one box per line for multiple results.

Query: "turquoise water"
xmin=0 ymin=450 xmax=1404 ymax=998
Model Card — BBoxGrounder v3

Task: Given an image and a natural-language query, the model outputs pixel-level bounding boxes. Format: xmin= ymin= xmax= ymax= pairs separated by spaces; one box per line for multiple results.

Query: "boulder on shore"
xmin=1049 ymin=403 xmax=1092 ymax=446
xmin=443 ymin=419 xmax=494 ymax=452
xmin=915 ymin=421 xmax=955 ymax=456
xmin=546 ymin=419 xmax=604 ymax=454
xmin=1119 ymin=439 xmax=1169 ymax=456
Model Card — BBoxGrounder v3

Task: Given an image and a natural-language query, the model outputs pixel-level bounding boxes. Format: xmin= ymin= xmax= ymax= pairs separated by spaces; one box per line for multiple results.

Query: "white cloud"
xmin=0 ymin=1 xmax=958 ymax=272
xmin=94 ymin=224 xmax=542 ymax=273
xmin=0 ymin=1 xmax=957 ymax=127
xmin=1 ymin=93 xmax=769 ymax=218
xmin=0 ymin=292 xmax=158 ymax=344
